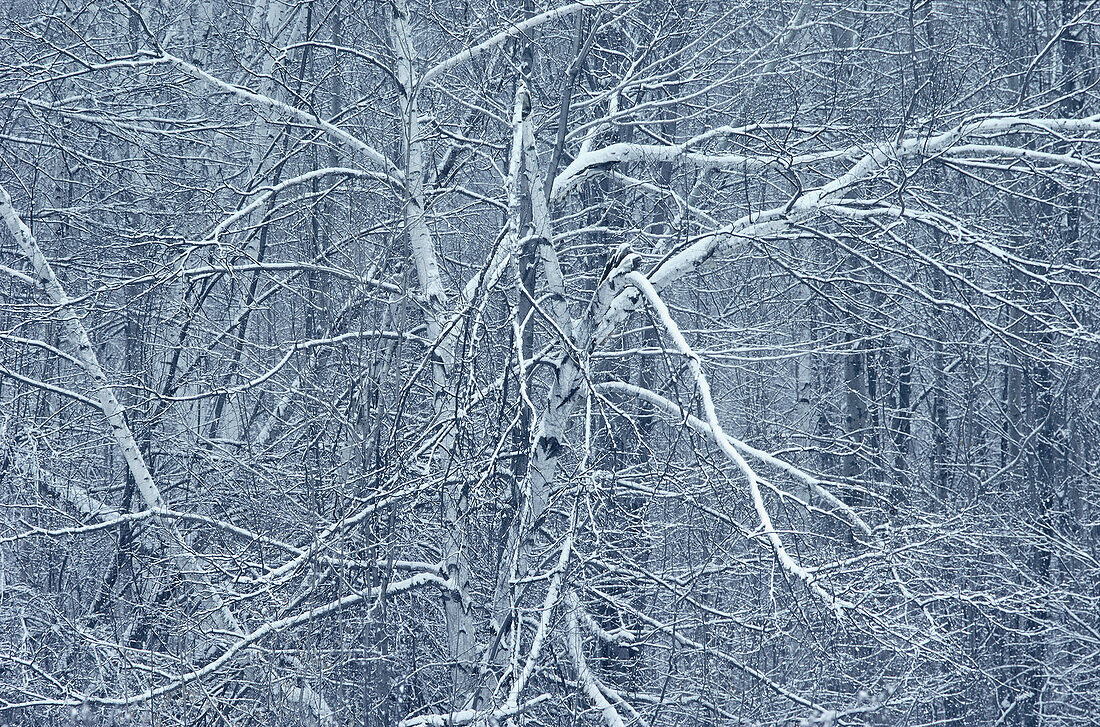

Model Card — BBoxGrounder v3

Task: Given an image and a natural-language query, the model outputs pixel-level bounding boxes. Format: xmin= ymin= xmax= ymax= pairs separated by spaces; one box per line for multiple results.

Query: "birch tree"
xmin=2 ymin=1 xmax=1099 ymax=725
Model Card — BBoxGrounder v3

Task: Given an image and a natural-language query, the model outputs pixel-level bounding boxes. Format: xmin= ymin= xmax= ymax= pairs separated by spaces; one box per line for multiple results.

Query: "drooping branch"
xmin=622 ymin=270 xmax=854 ymax=615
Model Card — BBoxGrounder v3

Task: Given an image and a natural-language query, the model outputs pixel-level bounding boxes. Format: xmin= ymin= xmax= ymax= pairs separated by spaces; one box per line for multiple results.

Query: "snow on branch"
xmin=153 ymin=53 xmax=403 ymax=184
xmin=623 ymin=270 xmax=855 ymax=615
xmin=420 ymin=0 xmax=618 ymax=87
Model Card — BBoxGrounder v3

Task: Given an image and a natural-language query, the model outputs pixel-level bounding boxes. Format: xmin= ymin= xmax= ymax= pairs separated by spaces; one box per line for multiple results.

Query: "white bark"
xmin=623 ymin=270 xmax=853 ymax=615
xmin=0 ymin=185 xmax=337 ymax=727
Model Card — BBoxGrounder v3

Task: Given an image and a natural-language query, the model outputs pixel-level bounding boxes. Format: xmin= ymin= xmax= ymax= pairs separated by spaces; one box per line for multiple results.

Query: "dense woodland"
xmin=1 ymin=0 xmax=1099 ymax=725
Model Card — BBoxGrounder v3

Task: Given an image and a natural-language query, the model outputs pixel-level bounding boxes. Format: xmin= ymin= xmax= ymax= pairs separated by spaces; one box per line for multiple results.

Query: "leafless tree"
xmin=1 ymin=1 xmax=1099 ymax=726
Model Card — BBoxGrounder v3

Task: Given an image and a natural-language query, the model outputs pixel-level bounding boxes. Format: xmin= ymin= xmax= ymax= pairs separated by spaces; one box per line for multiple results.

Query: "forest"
xmin=1 ymin=0 xmax=1099 ymax=725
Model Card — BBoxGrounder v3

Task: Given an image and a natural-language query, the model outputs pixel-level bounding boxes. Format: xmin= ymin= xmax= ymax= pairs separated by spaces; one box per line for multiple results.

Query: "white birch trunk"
xmin=0 ymin=185 xmax=337 ymax=727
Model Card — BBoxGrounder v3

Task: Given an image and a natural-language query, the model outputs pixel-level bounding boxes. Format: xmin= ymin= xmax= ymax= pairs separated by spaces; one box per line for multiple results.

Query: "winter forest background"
xmin=1 ymin=0 xmax=1099 ymax=725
